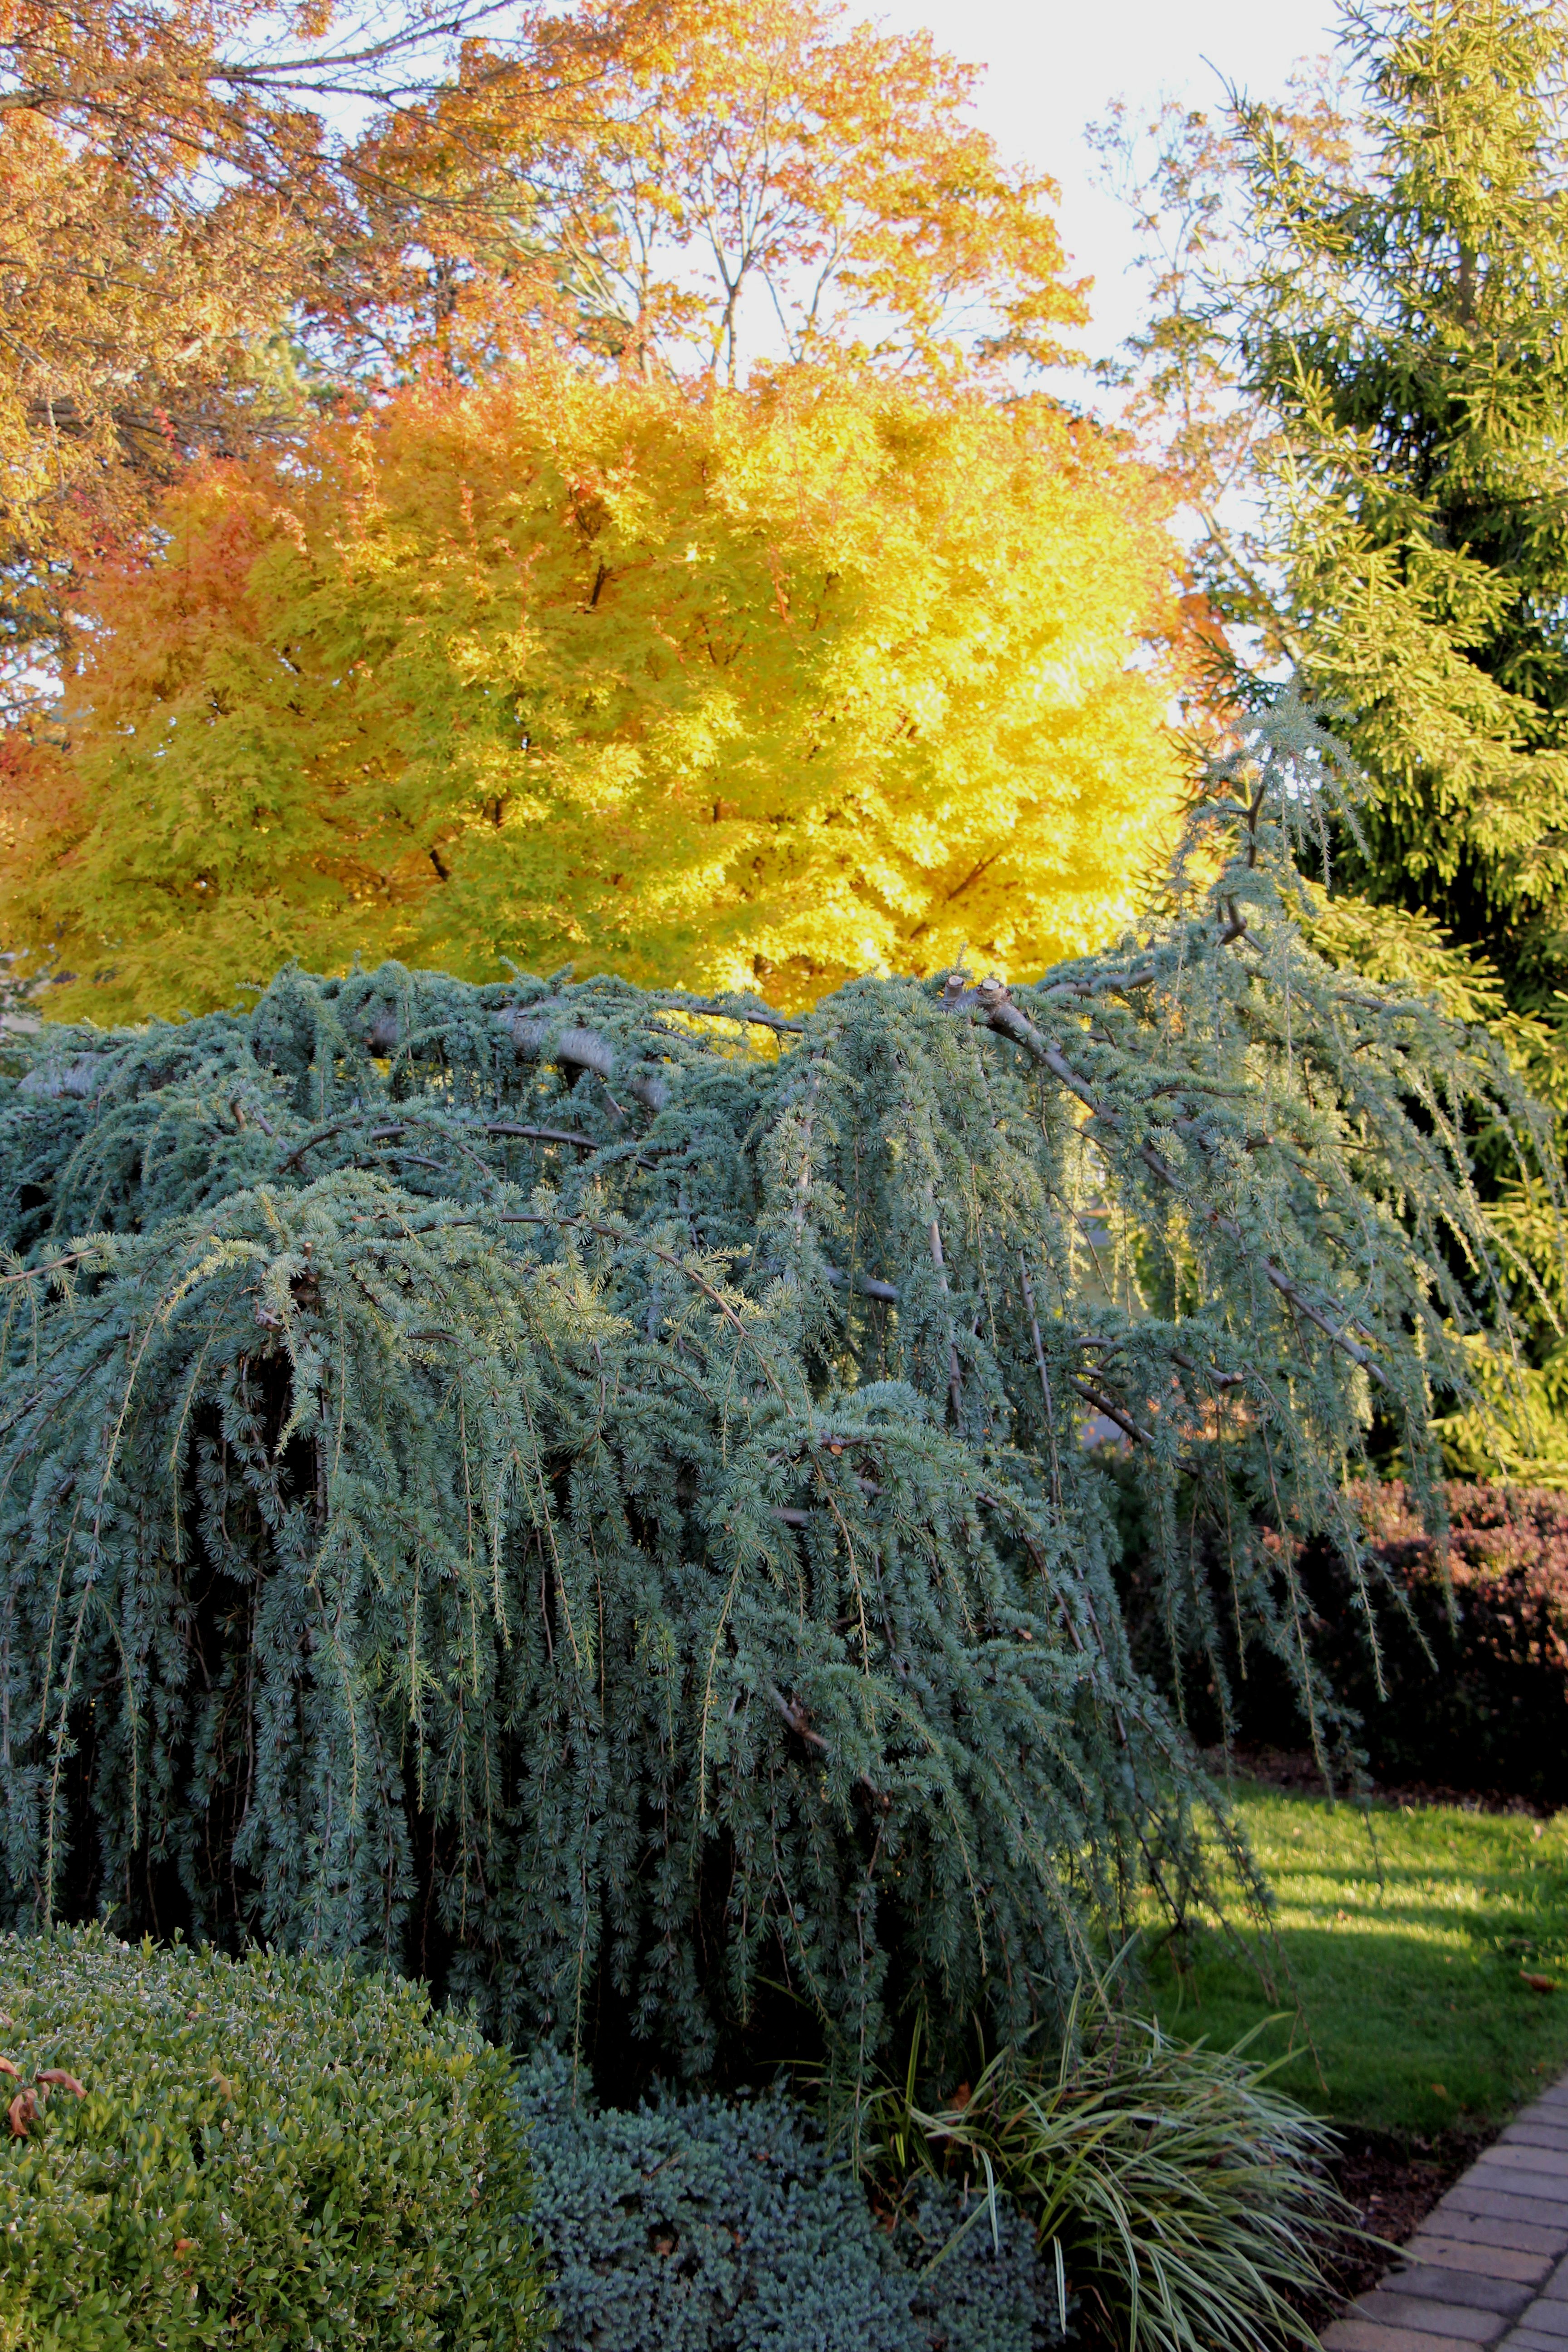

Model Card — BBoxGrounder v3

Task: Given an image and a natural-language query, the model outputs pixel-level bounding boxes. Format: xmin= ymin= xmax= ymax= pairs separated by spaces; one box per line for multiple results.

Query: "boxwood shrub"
xmin=0 ymin=1926 xmax=549 ymax=2351
xmin=514 ymin=2048 xmax=1054 ymax=2352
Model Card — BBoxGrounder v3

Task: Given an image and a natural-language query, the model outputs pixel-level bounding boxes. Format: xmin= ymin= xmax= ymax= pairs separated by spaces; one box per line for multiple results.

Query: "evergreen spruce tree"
xmin=1228 ymin=0 xmax=1568 ymax=1017
xmin=0 ymin=709 xmax=1548 ymax=2089
xmin=1110 ymin=0 xmax=1568 ymax=1471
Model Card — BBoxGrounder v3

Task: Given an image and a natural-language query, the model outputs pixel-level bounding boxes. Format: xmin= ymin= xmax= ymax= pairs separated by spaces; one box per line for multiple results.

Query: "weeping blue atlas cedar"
xmin=0 ymin=700 xmax=1549 ymax=2087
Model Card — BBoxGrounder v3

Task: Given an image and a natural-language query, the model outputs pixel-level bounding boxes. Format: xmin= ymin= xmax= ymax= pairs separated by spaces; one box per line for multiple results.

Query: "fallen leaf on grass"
xmin=7 ymin=2088 xmax=36 ymax=2136
xmin=35 ymin=2069 xmax=84 ymax=2096
xmin=1522 ymin=1972 xmax=1558 ymax=1994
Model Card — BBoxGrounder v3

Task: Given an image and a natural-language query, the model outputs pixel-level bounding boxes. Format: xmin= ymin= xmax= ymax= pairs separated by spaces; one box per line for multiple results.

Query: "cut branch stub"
xmin=496 ymin=1003 xmax=669 ymax=1112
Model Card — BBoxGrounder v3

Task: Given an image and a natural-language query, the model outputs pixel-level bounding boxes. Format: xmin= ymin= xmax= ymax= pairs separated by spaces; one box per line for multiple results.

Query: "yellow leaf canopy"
xmin=5 ymin=367 xmax=1189 ymax=1017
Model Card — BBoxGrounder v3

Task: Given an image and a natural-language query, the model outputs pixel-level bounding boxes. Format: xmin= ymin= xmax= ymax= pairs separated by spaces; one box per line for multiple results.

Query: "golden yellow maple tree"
xmin=2 ymin=366 xmax=1189 ymax=1017
xmin=0 ymin=0 xmax=1082 ymax=712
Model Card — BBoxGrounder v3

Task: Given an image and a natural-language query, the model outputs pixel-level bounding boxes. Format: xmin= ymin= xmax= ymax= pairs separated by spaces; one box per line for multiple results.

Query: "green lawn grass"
xmin=1142 ymin=1789 xmax=1568 ymax=2138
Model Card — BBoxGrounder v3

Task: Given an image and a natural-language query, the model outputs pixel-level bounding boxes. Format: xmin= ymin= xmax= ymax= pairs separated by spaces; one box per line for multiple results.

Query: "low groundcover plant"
xmin=514 ymin=2044 xmax=1054 ymax=2352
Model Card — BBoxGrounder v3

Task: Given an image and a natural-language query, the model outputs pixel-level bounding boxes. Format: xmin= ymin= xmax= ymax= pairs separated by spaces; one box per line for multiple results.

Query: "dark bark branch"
xmin=1070 ymin=1379 xmax=1156 ymax=1448
xmin=1019 ymin=1255 xmax=1062 ymax=1510
xmin=483 ymin=1122 xmax=601 ymax=1150
xmin=766 ymin=1683 xmax=887 ymax=1805
xmin=823 ymin=1264 xmax=899 ymax=1303
xmin=0 ymin=1248 xmax=93 ymax=1289
xmin=1171 ymin=1346 xmax=1245 ymax=1392
xmin=654 ymin=996 xmax=803 ymax=1032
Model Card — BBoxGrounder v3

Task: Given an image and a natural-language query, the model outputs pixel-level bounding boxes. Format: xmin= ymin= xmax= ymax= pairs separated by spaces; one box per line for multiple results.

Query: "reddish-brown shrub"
xmin=1117 ymin=1479 xmax=1568 ymax=1803
xmin=1357 ymin=1479 xmax=1568 ymax=1669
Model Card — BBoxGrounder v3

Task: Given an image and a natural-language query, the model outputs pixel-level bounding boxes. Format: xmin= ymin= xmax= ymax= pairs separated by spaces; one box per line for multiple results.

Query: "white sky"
xmin=873 ymin=0 xmax=1341 ymax=361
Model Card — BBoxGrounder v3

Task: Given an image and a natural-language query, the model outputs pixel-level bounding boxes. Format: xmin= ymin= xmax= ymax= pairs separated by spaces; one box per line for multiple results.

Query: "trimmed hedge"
xmin=514 ymin=2048 xmax=1054 ymax=2352
xmin=0 ymin=1928 xmax=549 ymax=2351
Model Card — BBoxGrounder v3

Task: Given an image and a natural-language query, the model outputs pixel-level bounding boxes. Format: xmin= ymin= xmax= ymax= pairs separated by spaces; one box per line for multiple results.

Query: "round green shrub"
xmin=0 ymin=1927 xmax=549 ymax=2351
xmin=514 ymin=2048 xmax=1053 ymax=2352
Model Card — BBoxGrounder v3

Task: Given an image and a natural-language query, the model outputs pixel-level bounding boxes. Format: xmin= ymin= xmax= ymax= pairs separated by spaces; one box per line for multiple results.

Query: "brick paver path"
xmin=1324 ymin=2073 xmax=1568 ymax=2352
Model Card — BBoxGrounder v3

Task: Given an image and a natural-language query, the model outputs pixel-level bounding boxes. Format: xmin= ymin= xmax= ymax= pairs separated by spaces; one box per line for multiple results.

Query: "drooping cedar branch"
xmin=939 ymin=972 xmax=1390 ymax=1388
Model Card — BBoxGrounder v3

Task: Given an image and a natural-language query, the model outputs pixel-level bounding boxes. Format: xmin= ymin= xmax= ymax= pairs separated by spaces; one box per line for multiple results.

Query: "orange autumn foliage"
xmin=332 ymin=0 xmax=1085 ymax=383
xmin=0 ymin=0 xmax=325 ymax=694
xmin=2 ymin=0 xmax=1088 ymax=726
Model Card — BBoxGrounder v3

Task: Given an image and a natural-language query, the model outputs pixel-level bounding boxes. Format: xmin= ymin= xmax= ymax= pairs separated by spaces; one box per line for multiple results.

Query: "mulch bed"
xmin=1322 ymin=2126 xmax=1491 ymax=2304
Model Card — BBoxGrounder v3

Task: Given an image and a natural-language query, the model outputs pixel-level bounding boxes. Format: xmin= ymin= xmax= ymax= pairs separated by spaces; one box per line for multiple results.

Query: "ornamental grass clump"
xmin=0 ymin=1923 xmax=547 ymax=2351
xmin=0 ymin=696 xmax=1551 ymax=2087
xmin=849 ymin=2017 xmax=1346 ymax=2352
